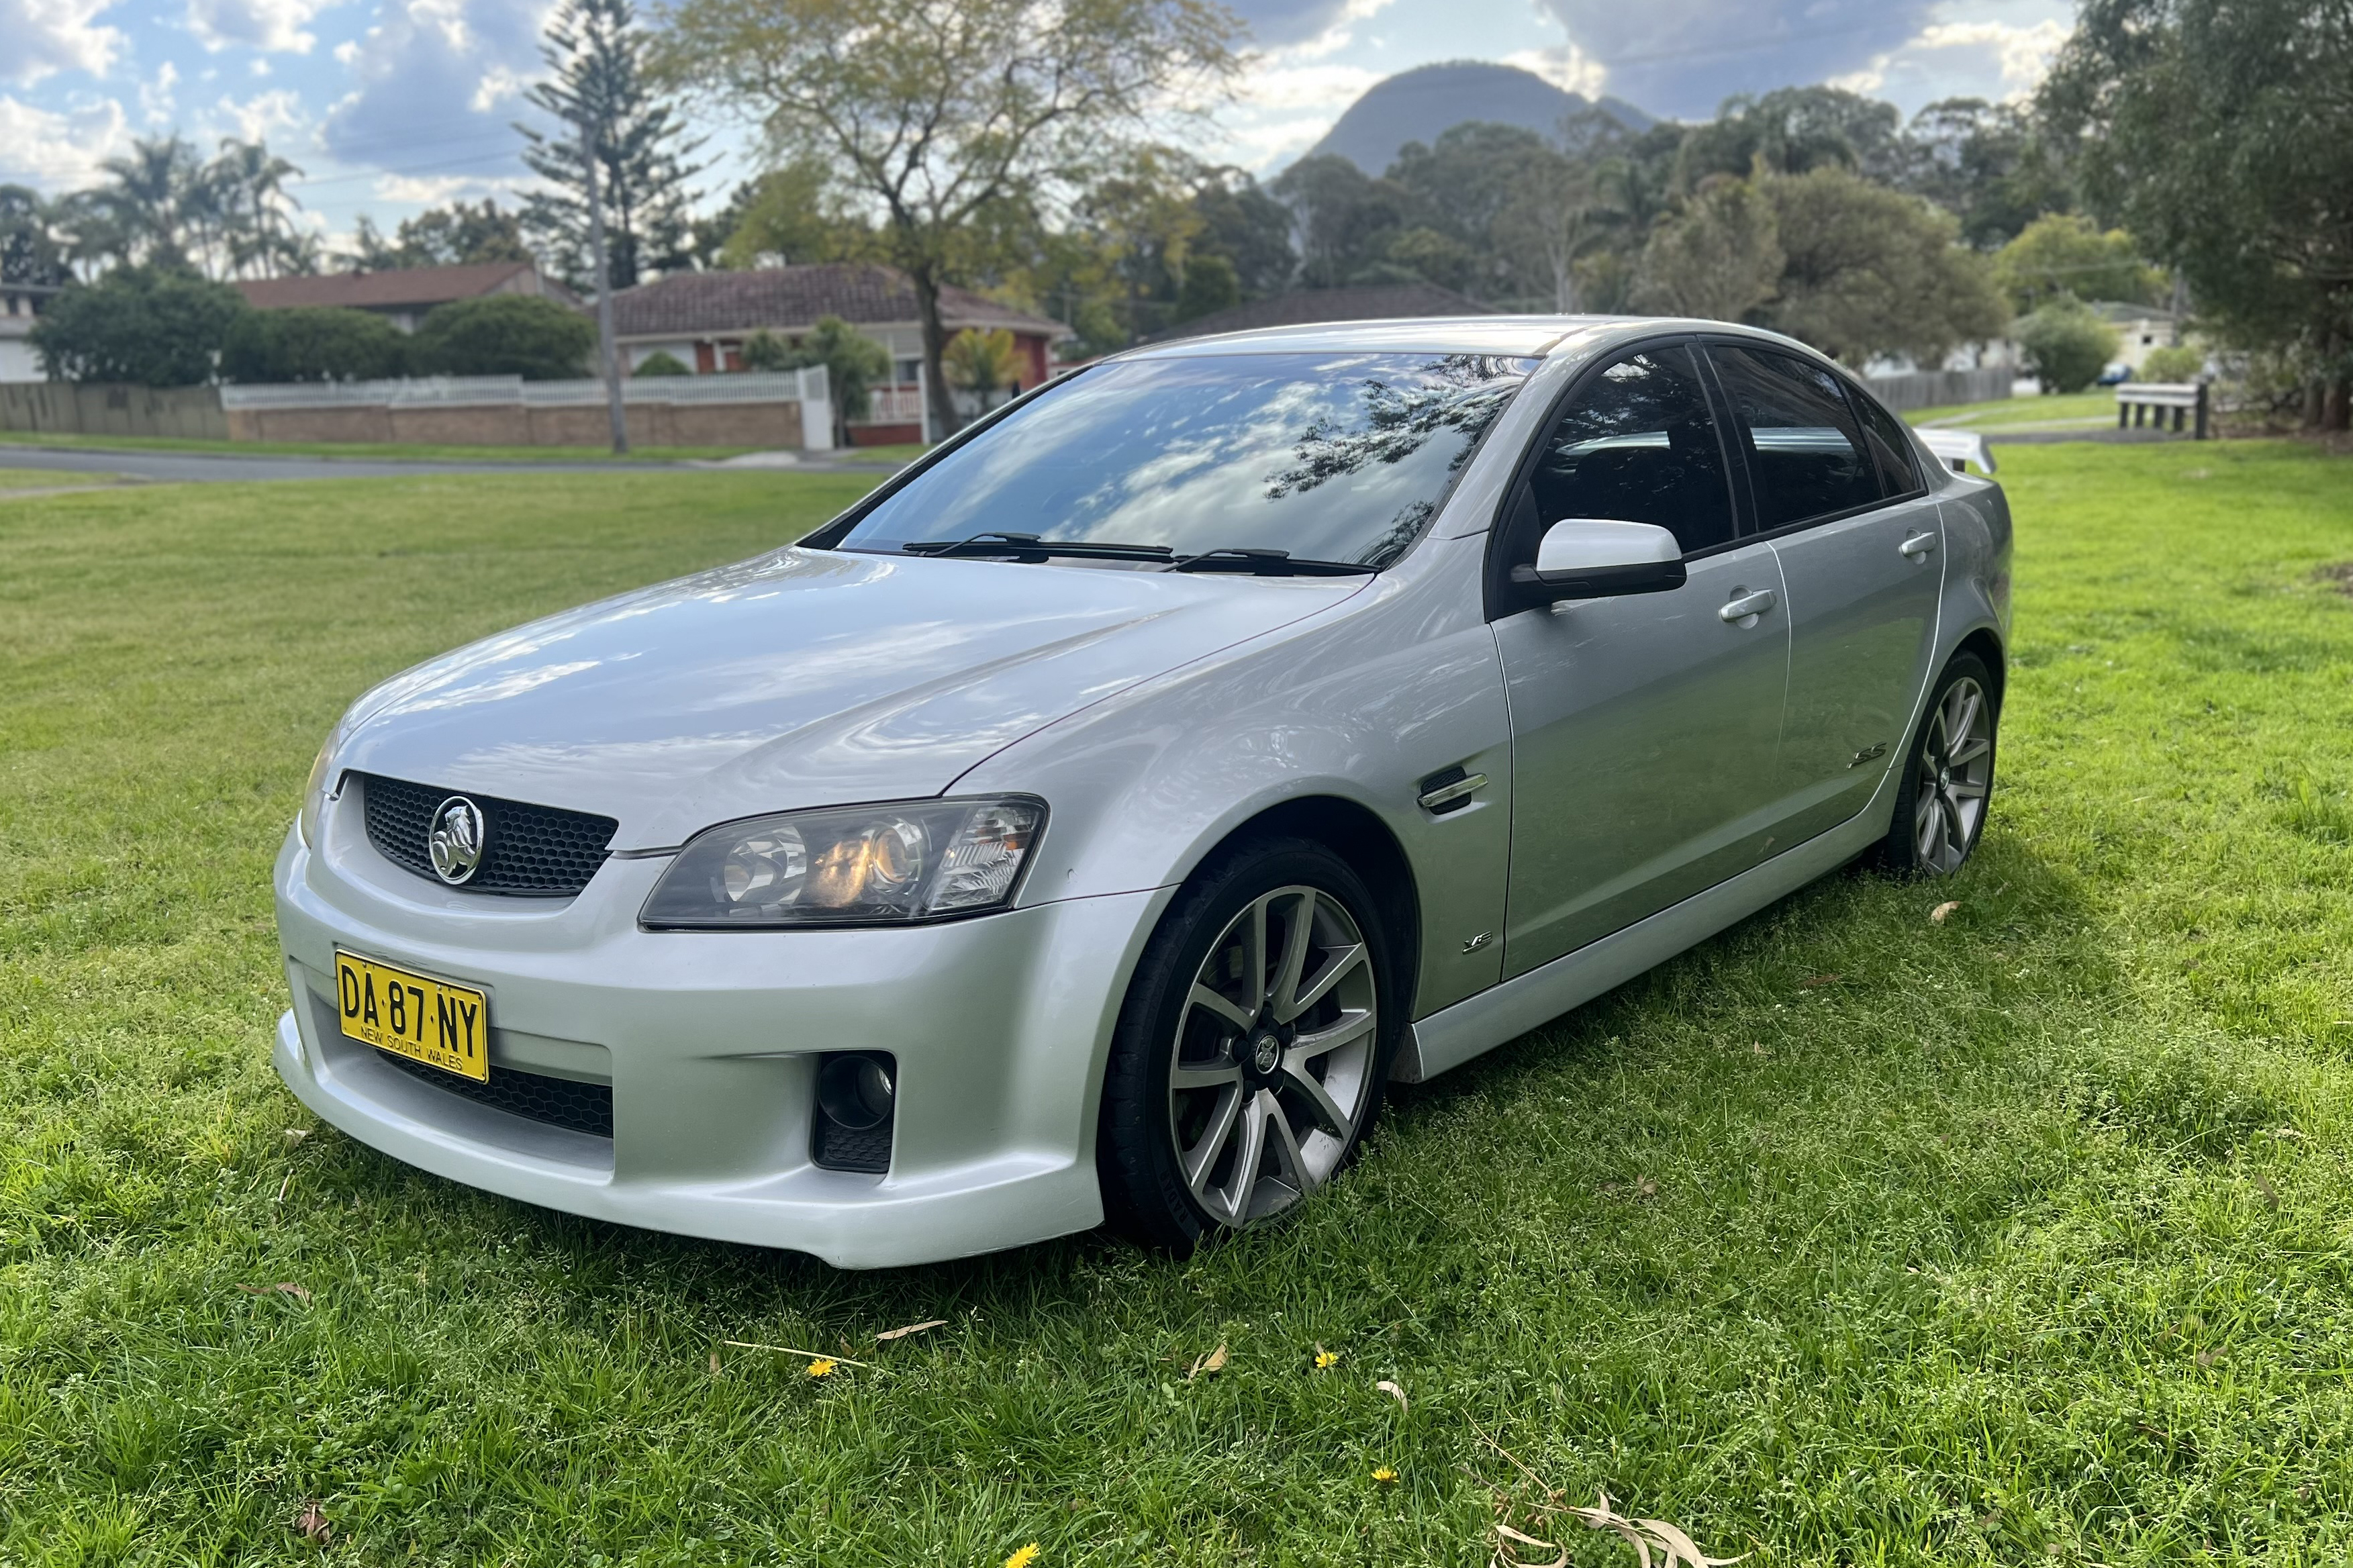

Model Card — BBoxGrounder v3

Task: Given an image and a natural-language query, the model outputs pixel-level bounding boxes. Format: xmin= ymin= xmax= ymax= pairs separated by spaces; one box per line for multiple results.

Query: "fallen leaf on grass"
xmin=1188 ymin=1343 xmax=1228 ymax=1380
xmin=282 ymin=1128 xmax=309 ymax=1149
xmin=236 ymin=1283 xmax=311 ymax=1303
xmin=1554 ymin=1493 xmax=1747 ymax=1568
xmin=710 ymin=1352 xmax=720 ymax=1376
xmin=1493 ymin=1522 xmax=1568 ymax=1568
xmin=292 ymin=1501 xmax=331 ymax=1544
xmin=2272 ymin=1126 xmax=2307 ymax=1140
xmin=1800 ymin=973 xmax=1839 ymax=988
xmin=877 ymin=1318 xmax=947 ymax=1342
xmin=1930 ymin=901 xmax=1961 ymax=924
xmin=1376 ymin=1379 xmax=1408 ymax=1411
xmin=2254 ymin=1172 xmax=2280 ymax=1210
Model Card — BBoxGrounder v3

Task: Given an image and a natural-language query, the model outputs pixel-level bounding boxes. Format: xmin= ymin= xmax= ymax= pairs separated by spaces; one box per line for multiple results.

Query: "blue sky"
xmin=1 ymin=0 xmax=2076 ymax=252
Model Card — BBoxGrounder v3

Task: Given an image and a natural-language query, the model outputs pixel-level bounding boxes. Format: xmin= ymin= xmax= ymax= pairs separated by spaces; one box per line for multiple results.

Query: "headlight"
xmin=297 ymin=741 xmax=336 ymax=848
xmin=640 ymin=797 xmax=1045 ymax=928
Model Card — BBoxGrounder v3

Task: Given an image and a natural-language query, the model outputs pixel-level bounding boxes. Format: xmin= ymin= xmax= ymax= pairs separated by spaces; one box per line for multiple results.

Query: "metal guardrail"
xmin=221 ymin=368 xmax=829 ymax=412
xmin=2116 ymin=381 xmax=2209 ymax=438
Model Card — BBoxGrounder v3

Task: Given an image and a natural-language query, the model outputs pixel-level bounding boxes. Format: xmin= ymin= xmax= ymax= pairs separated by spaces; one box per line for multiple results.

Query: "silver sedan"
xmin=272 ymin=316 xmax=2011 ymax=1266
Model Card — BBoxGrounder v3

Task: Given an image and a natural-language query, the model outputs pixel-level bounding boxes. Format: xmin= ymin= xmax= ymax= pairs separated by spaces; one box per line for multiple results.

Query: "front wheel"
xmin=1874 ymin=651 xmax=1998 ymax=875
xmin=1097 ymin=838 xmax=1397 ymax=1252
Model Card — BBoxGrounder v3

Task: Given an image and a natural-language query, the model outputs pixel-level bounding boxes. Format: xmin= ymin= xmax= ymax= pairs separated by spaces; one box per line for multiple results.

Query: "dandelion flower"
xmin=1314 ymin=1347 xmax=1339 ymax=1370
xmin=806 ymin=1357 xmax=837 ymax=1377
xmin=1372 ymin=1466 xmax=1399 ymax=1485
xmin=1004 ymin=1545 xmax=1041 ymax=1568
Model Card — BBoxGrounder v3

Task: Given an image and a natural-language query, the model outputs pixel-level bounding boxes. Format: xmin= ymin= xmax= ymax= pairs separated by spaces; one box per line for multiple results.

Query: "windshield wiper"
xmin=900 ymin=531 xmax=1175 ymax=563
xmin=1167 ymin=548 xmax=1378 ymax=577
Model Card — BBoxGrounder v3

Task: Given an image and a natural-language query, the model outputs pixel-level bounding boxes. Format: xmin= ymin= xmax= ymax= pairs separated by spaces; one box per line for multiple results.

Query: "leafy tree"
xmin=1993 ymin=213 xmax=2160 ymax=312
xmin=210 ymin=139 xmax=309 ymax=278
xmin=2041 ymin=0 xmax=2353 ymax=425
xmin=654 ymin=0 xmax=1239 ymax=437
xmin=1270 ymin=154 xmax=1410 ymax=290
xmin=2014 ymin=295 xmax=2121 ymax=393
xmin=401 ymin=201 xmax=534 ymax=266
xmin=944 ymin=326 xmax=1020 ymax=408
xmin=220 ymin=307 xmax=411 ymax=383
xmin=1173 ymin=252 xmax=1239 ymax=322
xmin=1766 ymin=166 xmax=2009 ymax=364
xmin=2141 ymin=343 xmax=2205 ymax=381
xmin=794 ymin=315 xmax=891 ymax=446
xmin=30 ymin=267 xmax=248 ymax=385
xmin=703 ymin=160 xmax=867 ymax=269
xmin=518 ymin=0 xmax=704 ymax=290
xmin=633 ymin=348 xmax=692 ymax=375
xmin=1 ymin=185 xmax=72 ymax=285
xmin=1187 ymin=169 xmax=1294 ymax=299
xmin=1899 ymin=99 xmax=2073 ymax=248
xmin=738 ymin=328 xmax=796 ymax=370
xmin=1679 ymin=87 xmax=1905 ymax=187
xmin=1634 ymin=177 xmax=1784 ymax=322
xmin=78 ymin=134 xmax=311 ymax=279
xmin=411 ymin=295 xmax=595 ymax=379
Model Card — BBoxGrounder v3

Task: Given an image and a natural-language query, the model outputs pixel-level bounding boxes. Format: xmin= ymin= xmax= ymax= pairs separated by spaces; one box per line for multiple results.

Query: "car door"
xmin=1492 ymin=341 xmax=1792 ymax=979
xmin=1706 ymin=344 xmax=1945 ymax=844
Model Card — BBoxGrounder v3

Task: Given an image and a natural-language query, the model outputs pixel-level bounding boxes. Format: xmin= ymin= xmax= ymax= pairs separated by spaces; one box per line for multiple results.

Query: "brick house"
xmin=609 ymin=263 xmax=1067 ymax=444
xmin=235 ymin=260 xmax=577 ymax=334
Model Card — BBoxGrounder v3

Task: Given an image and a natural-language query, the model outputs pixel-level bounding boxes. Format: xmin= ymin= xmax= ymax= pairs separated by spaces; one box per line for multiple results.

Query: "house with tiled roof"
xmin=235 ymin=261 xmax=577 ymax=334
xmin=610 ymin=262 xmax=1067 ymax=443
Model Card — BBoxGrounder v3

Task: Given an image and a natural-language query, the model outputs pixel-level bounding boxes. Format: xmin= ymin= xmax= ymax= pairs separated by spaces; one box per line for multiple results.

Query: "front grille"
xmin=359 ymin=773 xmax=618 ymax=897
xmin=379 ymin=1050 xmax=614 ymax=1138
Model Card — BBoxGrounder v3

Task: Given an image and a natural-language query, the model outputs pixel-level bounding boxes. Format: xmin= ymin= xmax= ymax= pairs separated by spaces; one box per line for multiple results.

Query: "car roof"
xmin=1114 ymin=315 xmax=1811 ymax=363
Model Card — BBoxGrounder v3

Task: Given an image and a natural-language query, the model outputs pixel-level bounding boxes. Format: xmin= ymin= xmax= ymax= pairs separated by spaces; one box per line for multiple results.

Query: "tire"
xmin=1097 ymin=836 xmax=1400 ymax=1253
xmin=1874 ymin=650 xmax=1999 ymax=875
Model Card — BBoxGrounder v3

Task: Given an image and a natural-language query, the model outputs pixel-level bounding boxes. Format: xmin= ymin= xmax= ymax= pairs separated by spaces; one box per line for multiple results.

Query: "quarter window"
xmin=1845 ymin=381 xmax=1923 ymax=496
xmin=1709 ymin=345 xmax=1880 ymax=529
xmin=1527 ymin=346 xmax=1735 ymax=555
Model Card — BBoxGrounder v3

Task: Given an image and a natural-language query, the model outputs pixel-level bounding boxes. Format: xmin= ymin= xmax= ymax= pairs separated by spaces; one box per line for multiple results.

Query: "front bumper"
xmin=273 ymin=818 xmax=1163 ymax=1268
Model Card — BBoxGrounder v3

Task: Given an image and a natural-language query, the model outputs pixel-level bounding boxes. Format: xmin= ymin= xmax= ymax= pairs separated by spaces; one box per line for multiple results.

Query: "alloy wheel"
xmin=1165 ymin=884 xmax=1379 ymax=1228
xmin=1914 ymin=675 xmax=1993 ymax=873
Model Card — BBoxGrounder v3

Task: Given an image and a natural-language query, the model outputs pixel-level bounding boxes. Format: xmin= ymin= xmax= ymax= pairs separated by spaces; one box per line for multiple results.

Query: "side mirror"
xmin=1510 ymin=518 xmax=1687 ymax=602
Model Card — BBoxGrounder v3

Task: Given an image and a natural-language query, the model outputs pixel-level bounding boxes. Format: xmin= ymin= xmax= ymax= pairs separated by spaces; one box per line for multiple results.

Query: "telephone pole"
xmin=581 ymin=114 xmax=628 ymax=455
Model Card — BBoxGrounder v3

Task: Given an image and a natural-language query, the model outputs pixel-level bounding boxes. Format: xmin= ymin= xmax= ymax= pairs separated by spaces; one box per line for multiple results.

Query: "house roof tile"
xmin=610 ymin=263 xmax=1065 ymax=340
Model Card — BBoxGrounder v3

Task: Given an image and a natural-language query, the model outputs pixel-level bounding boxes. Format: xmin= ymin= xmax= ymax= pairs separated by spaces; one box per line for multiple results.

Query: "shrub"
xmin=2015 ymin=295 xmax=2121 ymax=394
xmin=412 ymin=295 xmax=594 ymax=380
xmin=2141 ymin=344 xmax=2205 ymax=382
xmin=738 ymin=329 xmax=802 ymax=372
xmin=221 ymin=307 xmax=410 ymax=383
xmin=632 ymin=350 xmax=691 ymax=376
xmin=30 ymin=267 xmax=248 ymax=386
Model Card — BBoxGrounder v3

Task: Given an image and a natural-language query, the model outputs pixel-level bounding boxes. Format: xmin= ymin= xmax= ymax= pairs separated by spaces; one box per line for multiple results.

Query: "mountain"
xmin=1302 ymin=61 xmax=1655 ymax=176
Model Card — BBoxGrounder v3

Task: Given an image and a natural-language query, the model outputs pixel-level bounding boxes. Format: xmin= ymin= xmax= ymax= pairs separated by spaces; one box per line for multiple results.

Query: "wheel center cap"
xmin=1939 ymin=767 xmax=1952 ymax=789
xmin=1250 ymin=1034 xmax=1281 ymax=1075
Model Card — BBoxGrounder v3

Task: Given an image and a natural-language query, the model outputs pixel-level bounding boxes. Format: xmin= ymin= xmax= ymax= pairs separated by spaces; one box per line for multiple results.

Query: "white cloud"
xmin=2 ymin=0 xmax=125 ymax=87
xmin=1239 ymin=62 xmax=1380 ymax=113
xmin=140 ymin=60 xmax=179 ymax=124
xmin=186 ymin=0 xmax=339 ymax=53
xmin=1541 ymin=0 xmax=1938 ymax=117
xmin=0 ymin=93 xmax=129 ymax=185
xmin=1829 ymin=17 xmax=2068 ymax=105
xmin=469 ymin=62 xmax=528 ymax=112
xmin=206 ymin=86 xmax=307 ymax=142
xmin=371 ymin=170 xmax=522 ymax=203
xmin=1502 ymin=44 xmax=1607 ymax=100
xmin=321 ymin=0 xmax=548 ymax=168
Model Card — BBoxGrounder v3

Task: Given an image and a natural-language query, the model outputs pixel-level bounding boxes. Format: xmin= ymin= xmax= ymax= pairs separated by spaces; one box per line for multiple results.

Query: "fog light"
xmin=816 ymin=1052 xmax=895 ymax=1131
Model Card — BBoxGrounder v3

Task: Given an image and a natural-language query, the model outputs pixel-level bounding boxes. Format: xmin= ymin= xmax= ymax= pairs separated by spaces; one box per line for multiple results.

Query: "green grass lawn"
xmin=0 ymin=430 xmax=916 ymax=467
xmin=1915 ymin=391 xmax=2118 ymax=431
xmin=0 ymin=468 xmax=132 ymax=491
xmin=5 ymin=442 xmax=2353 ymax=1565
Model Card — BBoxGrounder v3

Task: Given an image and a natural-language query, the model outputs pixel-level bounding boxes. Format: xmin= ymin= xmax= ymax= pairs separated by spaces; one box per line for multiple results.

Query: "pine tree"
xmin=515 ymin=0 xmax=703 ymax=292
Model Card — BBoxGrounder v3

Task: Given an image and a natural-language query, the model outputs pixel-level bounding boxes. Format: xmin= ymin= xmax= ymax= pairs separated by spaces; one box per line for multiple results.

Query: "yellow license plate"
xmin=333 ymin=950 xmax=489 ymax=1083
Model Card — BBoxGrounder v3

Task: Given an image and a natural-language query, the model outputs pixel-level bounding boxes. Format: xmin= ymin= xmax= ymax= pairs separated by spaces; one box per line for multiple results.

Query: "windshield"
xmin=836 ymin=351 xmax=1535 ymax=568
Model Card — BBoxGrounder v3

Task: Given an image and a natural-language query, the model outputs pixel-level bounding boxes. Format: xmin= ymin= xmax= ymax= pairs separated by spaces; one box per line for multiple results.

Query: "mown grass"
xmin=3 ymin=442 xmax=2353 ymax=1565
xmin=0 ymin=431 xmax=914 ymax=467
xmin=1914 ymin=390 xmax=2115 ymax=431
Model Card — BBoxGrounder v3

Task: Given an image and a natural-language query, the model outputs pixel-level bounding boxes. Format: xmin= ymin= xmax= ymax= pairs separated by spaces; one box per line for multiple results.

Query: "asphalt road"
xmin=0 ymin=445 xmax=900 ymax=484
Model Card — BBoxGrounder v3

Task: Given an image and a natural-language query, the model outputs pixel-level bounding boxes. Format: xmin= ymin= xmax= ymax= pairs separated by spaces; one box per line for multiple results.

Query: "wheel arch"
xmin=1191 ymin=794 xmax=1425 ymax=1022
xmin=1953 ymin=624 xmax=2006 ymax=712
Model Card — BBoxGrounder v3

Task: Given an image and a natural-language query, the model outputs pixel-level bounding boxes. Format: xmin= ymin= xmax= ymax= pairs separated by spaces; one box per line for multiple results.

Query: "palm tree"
xmin=93 ymin=134 xmax=201 ymax=271
xmin=211 ymin=139 xmax=306 ymax=277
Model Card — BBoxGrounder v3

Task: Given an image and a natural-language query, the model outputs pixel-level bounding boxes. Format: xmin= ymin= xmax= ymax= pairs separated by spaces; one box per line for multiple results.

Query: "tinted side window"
xmin=1709 ymin=345 xmax=1880 ymax=528
xmin=1528 ymin=346 xmax=1734 ymax=555
xmin=1845 ymin=381 xmax=1923 ymax=495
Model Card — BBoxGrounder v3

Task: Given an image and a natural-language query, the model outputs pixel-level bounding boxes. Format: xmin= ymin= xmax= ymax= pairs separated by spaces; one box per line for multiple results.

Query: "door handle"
xmin=1899 ymin=532 xmax=1939 ymax=558
xmin=1719 ymin=589 xmax=1776 ymax=624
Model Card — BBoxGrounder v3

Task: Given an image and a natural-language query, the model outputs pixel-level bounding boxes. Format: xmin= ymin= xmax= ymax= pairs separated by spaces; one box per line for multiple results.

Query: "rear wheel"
xmin=1098 ymin=838 xmax=1396 ymax=1252
xmin=1875 ymin=651 xmax=1998 ymax=875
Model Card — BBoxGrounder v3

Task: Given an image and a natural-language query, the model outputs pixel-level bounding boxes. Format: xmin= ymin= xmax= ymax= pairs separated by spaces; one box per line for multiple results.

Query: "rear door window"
xmin=1526 ymin=344 xmax=1736 ymax=555
xmin=1843 ymin=380 xmax=1924 ymax=497
xmin=1708 ymin=344 xmax=1880 ymax=530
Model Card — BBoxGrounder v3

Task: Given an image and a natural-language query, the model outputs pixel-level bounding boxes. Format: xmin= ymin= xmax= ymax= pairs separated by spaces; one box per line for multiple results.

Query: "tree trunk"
xmin=911 ymin=260 xmax=958 ymax=443
xmin=2328 ymin=377 xmax=2352 ymax=432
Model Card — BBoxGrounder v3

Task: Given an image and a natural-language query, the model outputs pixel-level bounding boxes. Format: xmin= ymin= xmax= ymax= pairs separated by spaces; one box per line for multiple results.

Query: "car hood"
xmin=332 ymin=546 xmax=1367 ymax=848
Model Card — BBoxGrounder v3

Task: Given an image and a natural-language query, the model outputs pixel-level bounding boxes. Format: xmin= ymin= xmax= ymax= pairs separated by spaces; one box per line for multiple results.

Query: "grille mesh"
xmin=379 ymin=1050 xmax=614 ymax=1138
xmin=812 ymin=1116 xmax=892 ymax=1174
xmin=359 ymin=773 xmax=618 ymax=897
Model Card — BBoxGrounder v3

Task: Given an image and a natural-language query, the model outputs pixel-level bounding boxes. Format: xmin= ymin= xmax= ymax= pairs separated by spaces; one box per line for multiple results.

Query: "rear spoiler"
xmin=1918 ymin=429 xmax=1997 ymax=476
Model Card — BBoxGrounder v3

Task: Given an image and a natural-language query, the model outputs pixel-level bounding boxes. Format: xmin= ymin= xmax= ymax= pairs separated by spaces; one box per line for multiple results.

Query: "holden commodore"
xmin=273 ymin=316 xmax=2011 ymax=1267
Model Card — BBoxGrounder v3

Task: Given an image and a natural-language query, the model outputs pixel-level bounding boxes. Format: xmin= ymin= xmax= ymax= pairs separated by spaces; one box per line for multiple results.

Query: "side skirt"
xmin=1393 ymin=801 xmax=1886 ymax=1083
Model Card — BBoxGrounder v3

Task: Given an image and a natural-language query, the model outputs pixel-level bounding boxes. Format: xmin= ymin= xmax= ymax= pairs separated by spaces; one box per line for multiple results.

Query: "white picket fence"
xmin=220 ymin=366 xmax=830 ymax=412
